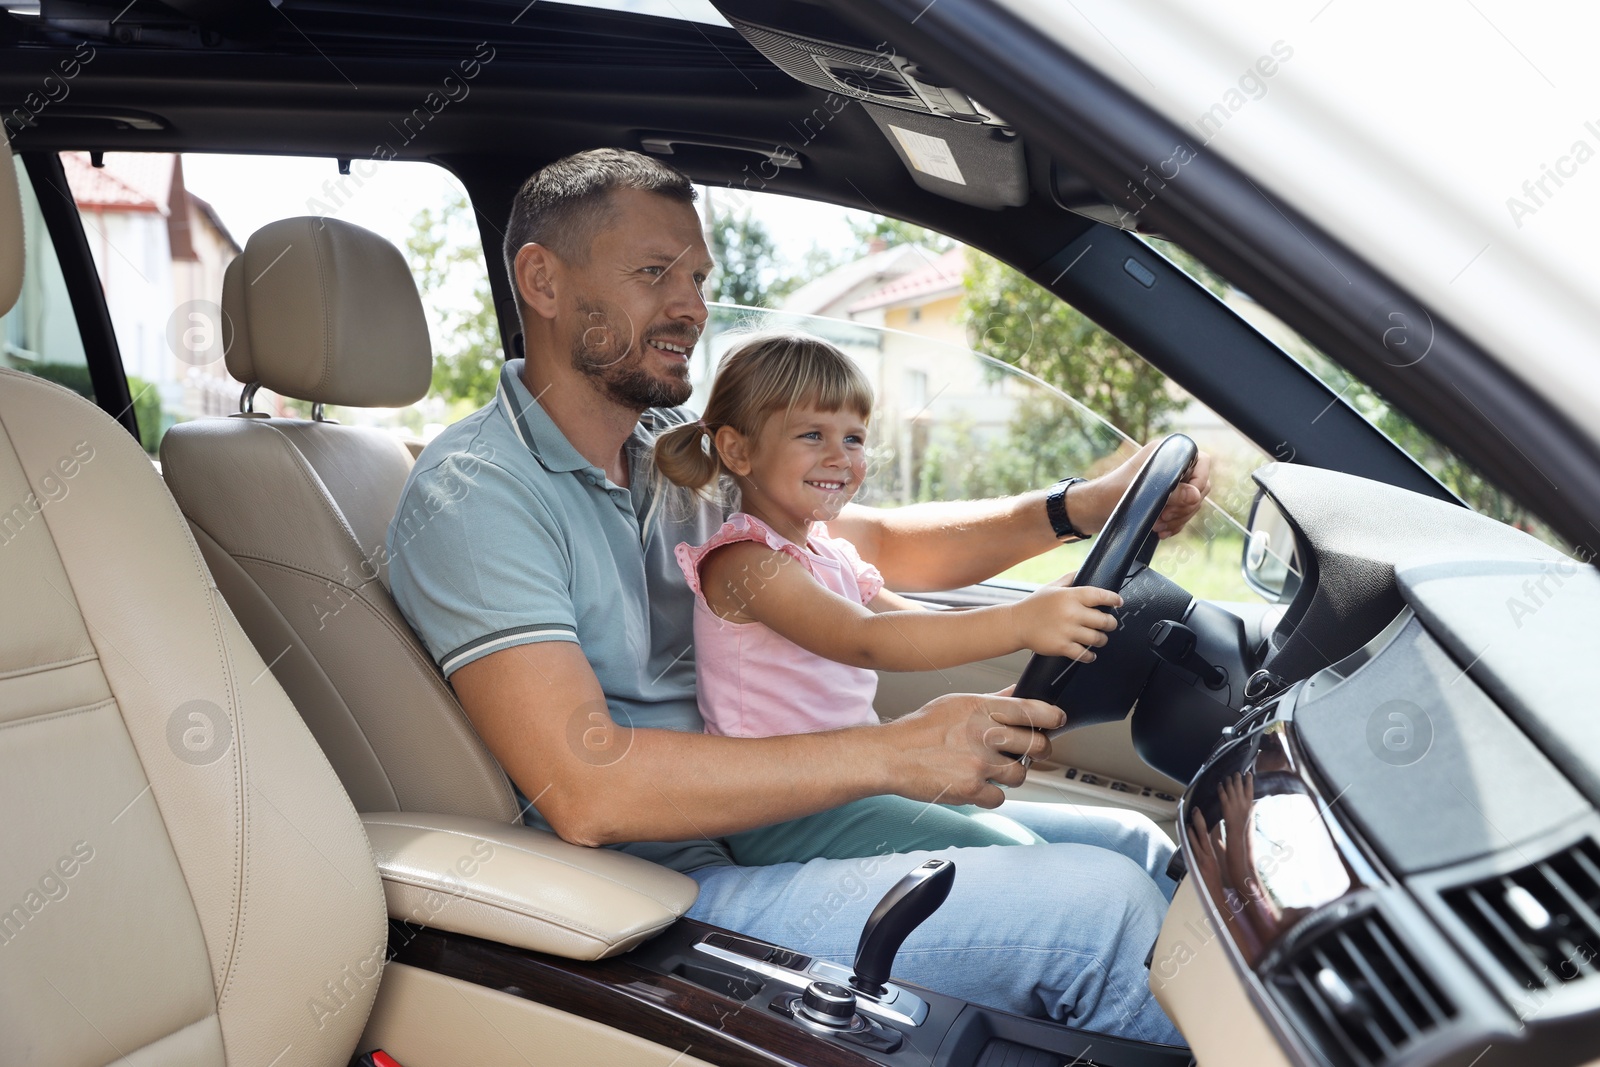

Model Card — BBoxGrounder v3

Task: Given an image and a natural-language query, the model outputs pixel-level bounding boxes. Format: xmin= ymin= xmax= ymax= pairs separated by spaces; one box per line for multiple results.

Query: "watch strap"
xmin=1046 ymin=477 xmax=1090 ymax=540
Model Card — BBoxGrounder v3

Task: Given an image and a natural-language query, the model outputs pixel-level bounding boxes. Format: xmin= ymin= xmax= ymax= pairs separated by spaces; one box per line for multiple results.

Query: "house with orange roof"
xmin=835 ymin=245 xmax=1026 ymax=502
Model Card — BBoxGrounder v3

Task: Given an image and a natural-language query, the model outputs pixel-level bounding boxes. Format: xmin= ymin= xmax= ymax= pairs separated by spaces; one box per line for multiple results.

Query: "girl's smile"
xmin=735 ymin=404 xmax=869 ymax=544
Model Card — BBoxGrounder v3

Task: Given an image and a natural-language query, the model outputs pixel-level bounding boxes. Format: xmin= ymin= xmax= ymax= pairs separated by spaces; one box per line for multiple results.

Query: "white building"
xmin=63 ymin=152 xmax=245 ymax=438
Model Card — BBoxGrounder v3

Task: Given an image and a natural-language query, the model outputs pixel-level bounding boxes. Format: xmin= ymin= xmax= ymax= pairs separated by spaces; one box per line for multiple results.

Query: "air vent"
xmin=729 ymin=19 xmax=933 ymax=111
xmin=1443 ymin=839 xmax=1600 ymax=993
xmin=814 ymin=57 xmax=920 ymax=102
xmin=1268 ymin=911 xmax=1455 ymax=1067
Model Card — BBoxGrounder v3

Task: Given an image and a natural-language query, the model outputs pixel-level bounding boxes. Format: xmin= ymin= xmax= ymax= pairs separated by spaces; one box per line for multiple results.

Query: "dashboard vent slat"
xmin=1444 ymin=840 xmax=1600 ymax=993
xmin=1569 ymin=845 xmax=1600 ymax=890
xmin=1337 ymin=931 xmax=1417 ymax=1040
xmin=1269 ymin=911 xmax=1455 ymax=1067
xmin=1289 ymin=963 xmax=1376 ymax=1067
xmin=1464 ymin=885 xmax=1549 ymax=987
xmin=1365 ymin=916 xmax=1452 ymax=1026
xmin=1540 ymin=862 xmax=1600 ymax=962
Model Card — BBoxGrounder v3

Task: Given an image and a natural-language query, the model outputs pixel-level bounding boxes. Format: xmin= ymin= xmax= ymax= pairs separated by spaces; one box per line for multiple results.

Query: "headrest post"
xmin=311 ymin=402 xmax=338 ymax=424
xmin=239 ymin=382 xmax=260 ymax=414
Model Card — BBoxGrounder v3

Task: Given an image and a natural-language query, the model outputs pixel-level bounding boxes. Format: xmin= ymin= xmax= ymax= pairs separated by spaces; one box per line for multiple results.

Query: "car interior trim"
xmin=18 ymin=149 xmax=138 ymax=439
xmin=1032 ymin=230 xmax=1451 ymax=503
xmin=361 ymin=811 xmax=700 ymax=963
xmin=358 ymin=961 xmax=723 ymax=1067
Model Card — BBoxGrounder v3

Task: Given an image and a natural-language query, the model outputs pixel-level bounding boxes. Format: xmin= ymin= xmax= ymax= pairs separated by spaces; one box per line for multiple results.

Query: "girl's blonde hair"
xmin=653 ymin=331 xmax=874 ymax=495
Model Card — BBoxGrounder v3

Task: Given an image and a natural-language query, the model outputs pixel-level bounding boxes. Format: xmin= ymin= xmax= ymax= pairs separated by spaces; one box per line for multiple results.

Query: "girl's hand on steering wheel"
xmin=1008 ymin=579 xmax=1123 ymax=660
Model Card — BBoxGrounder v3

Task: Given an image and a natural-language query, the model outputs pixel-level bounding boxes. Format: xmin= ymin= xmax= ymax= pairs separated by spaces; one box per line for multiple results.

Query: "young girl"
xmin=653 ymin=332 xmax=1123 ymax=865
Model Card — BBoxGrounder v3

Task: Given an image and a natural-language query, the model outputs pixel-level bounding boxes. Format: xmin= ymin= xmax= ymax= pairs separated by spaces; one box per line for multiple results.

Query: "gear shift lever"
xmin=850 ymin=858 xmax=955 ymax=996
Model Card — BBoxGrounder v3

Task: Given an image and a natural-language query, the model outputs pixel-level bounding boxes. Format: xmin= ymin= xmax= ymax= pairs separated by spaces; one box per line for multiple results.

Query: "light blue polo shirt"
xmin=387 ymin=359 xmax=730 ymax=873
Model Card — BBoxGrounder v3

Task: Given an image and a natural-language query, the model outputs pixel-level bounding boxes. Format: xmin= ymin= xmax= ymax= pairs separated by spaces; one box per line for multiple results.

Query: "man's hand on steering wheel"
xmin=1071 ymin=440 xmax=1214 ymax=540
xmin=883 ymin=687 xmax=1064 ymax=808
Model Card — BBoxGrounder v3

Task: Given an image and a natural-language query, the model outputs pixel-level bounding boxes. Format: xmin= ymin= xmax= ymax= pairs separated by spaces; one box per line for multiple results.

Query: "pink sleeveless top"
xmin=674 ymin=513 xmax=885 ymax=738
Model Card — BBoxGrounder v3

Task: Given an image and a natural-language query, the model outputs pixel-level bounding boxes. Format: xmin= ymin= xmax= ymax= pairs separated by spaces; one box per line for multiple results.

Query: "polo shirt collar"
xmin=496 ymin=359 xmax=599 ymax=474
xmin=497 ymin=360 xmax=662 ymax=477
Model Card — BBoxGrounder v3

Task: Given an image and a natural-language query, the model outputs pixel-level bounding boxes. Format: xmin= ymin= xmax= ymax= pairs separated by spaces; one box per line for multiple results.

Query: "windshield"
xmin=1142 ymin=238 xmax=1572 ymax=555
xmin=695 ymin=303 xmax=1265 ymax=603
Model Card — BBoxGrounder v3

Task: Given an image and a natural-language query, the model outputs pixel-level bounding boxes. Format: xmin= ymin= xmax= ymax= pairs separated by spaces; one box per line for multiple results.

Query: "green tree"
xmin=912 ymin=396 xmax=1107 ymax=504
xmin=961 ymin=249 xmax=1185 ymax=443
xmin=406 ymin=193 xmax=502 ymax=409
xmin=125 ymin=375 xmax=163 ymax=454
xmin=707 ymin=201 xmax=789 ymax=308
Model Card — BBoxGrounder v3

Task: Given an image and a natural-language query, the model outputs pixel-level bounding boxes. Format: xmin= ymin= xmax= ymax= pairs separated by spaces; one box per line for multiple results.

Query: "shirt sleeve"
xmin=828 ymin=533 xmax=885 ymax=604
xmin=387 ymin=449 xmax=579 ymax=677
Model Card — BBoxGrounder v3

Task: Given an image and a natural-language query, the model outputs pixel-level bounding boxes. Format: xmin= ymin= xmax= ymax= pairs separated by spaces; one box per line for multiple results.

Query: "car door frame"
xmin=17 ymin=150 xmax=139 ymax=441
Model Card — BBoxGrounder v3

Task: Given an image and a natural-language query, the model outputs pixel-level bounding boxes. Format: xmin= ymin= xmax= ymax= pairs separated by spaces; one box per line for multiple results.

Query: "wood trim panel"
xmin=387 ymin=919 xmax=886 ymax=1067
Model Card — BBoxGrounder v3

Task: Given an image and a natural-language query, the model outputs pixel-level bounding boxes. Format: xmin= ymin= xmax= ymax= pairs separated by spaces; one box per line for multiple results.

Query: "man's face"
xmin=562 ymin=188 xmax=712 ymax=409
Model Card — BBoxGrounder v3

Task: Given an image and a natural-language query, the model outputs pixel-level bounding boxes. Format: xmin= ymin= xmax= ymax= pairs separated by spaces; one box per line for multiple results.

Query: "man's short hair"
xmin=503 ymin=148 xmax=697 ymax=290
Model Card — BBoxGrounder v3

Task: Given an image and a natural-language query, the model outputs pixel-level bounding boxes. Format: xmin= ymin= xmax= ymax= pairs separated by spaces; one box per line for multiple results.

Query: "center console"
xmin=357 ymin=811 xmax=1192 ymax=1066
xmin=387 ymin=914 xmax=1192 ymax=1067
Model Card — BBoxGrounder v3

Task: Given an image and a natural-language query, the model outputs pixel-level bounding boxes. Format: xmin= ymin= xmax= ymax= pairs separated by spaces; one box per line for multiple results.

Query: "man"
xmin=388 ymin=148 xmax=1212 ymax=1044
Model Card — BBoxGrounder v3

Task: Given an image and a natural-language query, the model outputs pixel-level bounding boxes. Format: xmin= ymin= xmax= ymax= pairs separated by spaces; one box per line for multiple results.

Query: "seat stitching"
xmin=91 ymin=1011 xmax=219 ymax=1067
xmin=171 ymin=425 xmax=514 ymax=819
xmin=208 ymin=598 xmax=391 ymax=1001
xmin=0 ymin=651 xmax=98 ymax=680
xmin=229 ymin=556 xmax=513 ymax=809
xmin=282 ymin=420 xmax=405 ymax=503
xmin=209 ymin=572 xmax=250 ymax=1012
xmin=239 ymin=556 xmax=467 ymax=694
xmin=166 ymin=421 xmax=360 ymax=564
xmin=0 ymin=698 xmax=113 ymax=733
xmin=378 ymin=869 xmax=631 ymax=942
xmin=0 ymin=374 xmax=249 ymax=997
xmin=197 ymin=541 xmax=399 ymax=813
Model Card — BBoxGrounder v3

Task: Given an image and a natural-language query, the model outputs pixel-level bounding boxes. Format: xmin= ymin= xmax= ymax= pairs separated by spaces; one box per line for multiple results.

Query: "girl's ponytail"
xmin=653 ymin=418 xmax=721 ymax=494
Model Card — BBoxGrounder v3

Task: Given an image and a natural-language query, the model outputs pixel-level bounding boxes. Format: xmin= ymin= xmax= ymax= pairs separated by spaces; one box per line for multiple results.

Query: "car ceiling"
xmin=0 ymin=0 xmax=1087 ymax=273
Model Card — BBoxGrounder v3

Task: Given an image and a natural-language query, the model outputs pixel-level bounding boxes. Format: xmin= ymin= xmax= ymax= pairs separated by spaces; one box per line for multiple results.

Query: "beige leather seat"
xmin=0 ymin=144 xmax=387 ymax=1066
xmin=160 ymin=217 xmax=517 ymax=823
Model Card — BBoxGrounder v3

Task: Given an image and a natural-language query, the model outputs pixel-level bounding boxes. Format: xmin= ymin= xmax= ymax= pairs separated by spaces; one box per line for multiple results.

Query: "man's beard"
xmin=571 ymin=300 xmax=694 ymax=409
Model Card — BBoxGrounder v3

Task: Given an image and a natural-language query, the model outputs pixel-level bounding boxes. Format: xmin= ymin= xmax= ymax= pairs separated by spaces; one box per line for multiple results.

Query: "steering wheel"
xmin=1014 ymin=433 xmax=1199 ymax=733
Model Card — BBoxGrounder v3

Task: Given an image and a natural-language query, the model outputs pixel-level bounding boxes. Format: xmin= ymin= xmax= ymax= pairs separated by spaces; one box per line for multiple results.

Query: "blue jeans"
xmin=685 ymin=800 xmax=1184 ymax=1046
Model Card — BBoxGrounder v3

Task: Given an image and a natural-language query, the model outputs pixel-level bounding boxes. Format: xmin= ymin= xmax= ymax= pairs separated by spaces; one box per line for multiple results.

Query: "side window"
xmin=59 ymin=151 xmax=499 ymax=453
xmin=1 ymin=154 xmax=92 ymax=399
xmin=698 ymin=191 xmax=1267 ymax=602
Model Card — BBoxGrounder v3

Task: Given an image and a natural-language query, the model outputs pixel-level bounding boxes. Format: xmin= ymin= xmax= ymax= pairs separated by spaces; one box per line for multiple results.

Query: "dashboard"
xmin=1178 ymin=463 xmax=1600 ymax=1067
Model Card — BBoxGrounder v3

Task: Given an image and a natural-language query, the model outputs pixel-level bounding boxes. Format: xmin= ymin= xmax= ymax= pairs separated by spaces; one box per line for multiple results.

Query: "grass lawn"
xmin=995 ymin=529 xmax=1259 ymax=603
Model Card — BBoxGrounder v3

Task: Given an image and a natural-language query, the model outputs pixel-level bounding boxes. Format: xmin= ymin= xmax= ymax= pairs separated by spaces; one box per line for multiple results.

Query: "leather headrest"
xmin=232 ymin=216 xmax=431 ymax=407
xmin=220 ymin=256 xmax=253 ymax=385
xmin=1 ymin=139 xmax=22 ymax=319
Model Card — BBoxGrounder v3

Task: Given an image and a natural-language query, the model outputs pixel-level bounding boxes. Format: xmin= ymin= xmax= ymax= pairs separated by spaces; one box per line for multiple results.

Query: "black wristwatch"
xmin=1045 ymin=477 xmax=1091 ymax=541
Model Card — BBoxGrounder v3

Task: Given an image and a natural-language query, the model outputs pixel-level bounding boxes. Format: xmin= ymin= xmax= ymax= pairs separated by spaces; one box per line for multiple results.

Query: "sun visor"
xmin=860 ymin=103 xmax=1026 ymax=210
